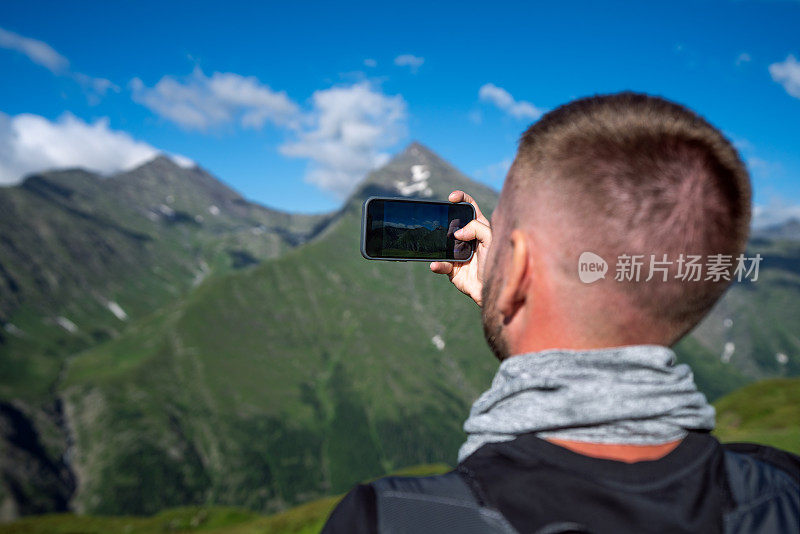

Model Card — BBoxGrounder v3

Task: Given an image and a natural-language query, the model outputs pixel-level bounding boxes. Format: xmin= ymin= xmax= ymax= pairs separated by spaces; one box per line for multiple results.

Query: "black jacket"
xmin=321 ymin=432 xmax=800 ymax=533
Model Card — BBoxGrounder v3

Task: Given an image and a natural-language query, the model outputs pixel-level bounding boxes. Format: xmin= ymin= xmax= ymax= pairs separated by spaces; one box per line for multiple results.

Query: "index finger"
xmin=448 ymin=190 xmax=489 ymax=225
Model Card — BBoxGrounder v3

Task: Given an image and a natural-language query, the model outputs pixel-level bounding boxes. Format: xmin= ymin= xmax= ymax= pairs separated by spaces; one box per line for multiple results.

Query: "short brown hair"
xmin=508 ymin=92 xmax=751 ymax=336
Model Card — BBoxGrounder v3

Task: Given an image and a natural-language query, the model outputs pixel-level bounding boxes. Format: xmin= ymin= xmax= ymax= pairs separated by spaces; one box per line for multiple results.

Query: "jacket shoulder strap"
xmin=722 ymin=444 xmax=800 ymax=534
xmin=372 ymin=470 xmax=519 ymax=534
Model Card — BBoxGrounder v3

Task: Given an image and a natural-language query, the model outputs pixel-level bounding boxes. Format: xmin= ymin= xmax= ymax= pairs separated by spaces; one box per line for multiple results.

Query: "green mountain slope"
xmin=0 ymin=156 xmax=327 ymax=402
xmin=688 ymin=238 xmax=800 ymax=378
xmin=0 ymin=157 xmax=329 ymax=519
xmin=59 ymin=144 xmax=501 ymax=515
xmin=0 ymin=465 xmax=450 ymax=534
xmin=3 ymin=374 xmax=797 ymax=533
xmin=672 ymin=235 xmax=800 ymax=400
xmin=714 ymin=377 xmax=800 ymax=454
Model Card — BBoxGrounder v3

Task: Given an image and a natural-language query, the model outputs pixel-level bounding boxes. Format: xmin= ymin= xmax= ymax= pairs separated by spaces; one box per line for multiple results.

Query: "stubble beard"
xmin=481 ymin=269 xmax=510 ymax=361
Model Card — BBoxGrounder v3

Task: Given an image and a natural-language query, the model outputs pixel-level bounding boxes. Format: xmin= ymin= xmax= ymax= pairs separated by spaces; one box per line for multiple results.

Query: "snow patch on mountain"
xmin=106 ymin=301 xmax=129 ymax=321
xmin=396 ymin=164 xmax=433 ymax=197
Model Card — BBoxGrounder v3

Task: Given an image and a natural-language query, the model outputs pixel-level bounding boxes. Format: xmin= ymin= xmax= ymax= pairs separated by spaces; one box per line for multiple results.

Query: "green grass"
xmin=713 ymin=377 xmax=800 ymax=454
xmin=0 ymin=464 xmax=451 ymax=534
xmin=0 ymin=507 xmax=261 ymax=534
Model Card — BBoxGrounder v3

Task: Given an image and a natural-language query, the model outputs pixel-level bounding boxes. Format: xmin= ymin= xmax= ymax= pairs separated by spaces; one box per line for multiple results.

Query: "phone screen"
xmin=363 ymin=198 xmax=475 ymax=261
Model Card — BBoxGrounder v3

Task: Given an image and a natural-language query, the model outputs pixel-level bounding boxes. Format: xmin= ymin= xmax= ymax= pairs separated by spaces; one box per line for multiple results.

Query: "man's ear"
xmin=496 ymin=229 xmax=531 ymax=320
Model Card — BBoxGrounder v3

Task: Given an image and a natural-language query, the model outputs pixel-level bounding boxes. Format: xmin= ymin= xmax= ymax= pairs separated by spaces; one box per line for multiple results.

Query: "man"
xmin=322 ymin=92 xmax=799 ymax=533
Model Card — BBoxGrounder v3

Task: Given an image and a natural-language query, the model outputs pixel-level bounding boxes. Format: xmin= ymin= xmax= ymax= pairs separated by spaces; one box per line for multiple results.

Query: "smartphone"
xmin=361 ymin=197 xmax=476 ymax=262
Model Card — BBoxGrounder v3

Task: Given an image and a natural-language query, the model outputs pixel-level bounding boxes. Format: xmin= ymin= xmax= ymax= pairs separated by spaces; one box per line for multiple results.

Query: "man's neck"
xmin=545 ymin=437 xmax=682 ymax=463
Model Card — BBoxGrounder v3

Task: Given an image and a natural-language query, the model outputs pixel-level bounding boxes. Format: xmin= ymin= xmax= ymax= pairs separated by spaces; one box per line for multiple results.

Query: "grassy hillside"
xmin=0 ymin=157 xmax=326 ymax=403
xmin=0 ymin=464 xmax=450 ymax=534
xmin=0 ymin=157 xmax=330 ymax=518
xmin=714 ymin=377 xmax=800 ymax=454
xmin=3 ymin=376 xmax=797 ymax=533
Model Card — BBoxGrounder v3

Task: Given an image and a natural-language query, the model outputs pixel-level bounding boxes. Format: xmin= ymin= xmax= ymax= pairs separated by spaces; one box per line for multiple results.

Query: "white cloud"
xmin=478 ymin=83 xmax=544 ymax=120
xmin=364 ymin=58 xmax=377 ymax=68
xmin=0 ymin=26 xmax=68 ymax=73
xmin=130 ymin=68 xmax=407 ymax=197
xmin=475 ymin=158 xmax=512 ymax=184
xmin=752 ymin=201 xmax=800 ymax=229
xmin=0 ymin=111 xmax=192 ymax=185
xmin=468 ymin=110 xmax=483 ymax=125
xmin=731 ymin=136 xmax=753 ymax=152
xmin=280 ymin=82 xmax=406 ymax=197
xmin=0 ymin=26 xmax=118 ymax=103
xmin=769 ymin=54 xmax=800 ymax=99
xmin=74 ymin=73 xmax=119 ymax=96
xmin=746 ymin=156 xmax=783 ymax=180
xmin=736 ymin=52 xmax=751 ymax=66
xmin=730 ymin=134 xmax=783 ymax=182
xmin=131 ymin=67 xmax=300 ymax=131
xmin=169 ymin=153 xmax=195 ymax=168
xmin=394 ymin=54 xmax=424 ymax=73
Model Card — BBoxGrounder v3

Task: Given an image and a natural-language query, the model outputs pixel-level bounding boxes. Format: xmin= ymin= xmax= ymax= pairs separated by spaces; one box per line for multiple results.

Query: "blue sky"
xmin=1 ymin=0 xmax=799 ymax=223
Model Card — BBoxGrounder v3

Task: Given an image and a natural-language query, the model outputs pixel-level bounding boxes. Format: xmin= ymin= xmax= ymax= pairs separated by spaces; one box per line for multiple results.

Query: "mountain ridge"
xmin=0 ymin=156 xmax=336 ymax=520
xmin=56 ymin=143 xmax=501 ymax=515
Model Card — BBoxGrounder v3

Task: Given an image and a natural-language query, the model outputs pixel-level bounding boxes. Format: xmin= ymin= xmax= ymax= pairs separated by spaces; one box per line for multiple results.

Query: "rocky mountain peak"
xmin=754 ymin=217 xmax=800 ymax=242
xmin=133 ymin=154 xmax=195 ymax=174
xmin=344 ymin=142 xmax=499 ymax=216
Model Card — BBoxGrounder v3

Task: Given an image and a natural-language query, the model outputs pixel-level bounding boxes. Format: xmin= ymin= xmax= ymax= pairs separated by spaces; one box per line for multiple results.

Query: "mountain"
xmin=0 ymin=156 xmax=334 ymax=396
xmin=678 ymin=235 xmax=800 ymax=398
xmin=753 ymin=218 xmax=800 ymax=242
xmin=56 ymin=143 xmax=501 ymax=516
xmin=1 ymin=143 xmax=798 ymax=520
xmin=0 ymin=157 xmax=330 ymax=519
xmin=0 ymin=157 xmax=327 ymax=402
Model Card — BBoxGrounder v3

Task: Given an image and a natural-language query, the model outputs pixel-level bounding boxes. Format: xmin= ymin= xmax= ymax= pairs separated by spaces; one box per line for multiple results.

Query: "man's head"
xmin=482 ymin=92 xmax=751 ymax=360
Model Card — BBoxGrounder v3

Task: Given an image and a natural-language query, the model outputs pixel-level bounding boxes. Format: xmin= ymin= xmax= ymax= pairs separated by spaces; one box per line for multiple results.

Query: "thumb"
xmin=454 ymin=219 xmax=491 ymax=244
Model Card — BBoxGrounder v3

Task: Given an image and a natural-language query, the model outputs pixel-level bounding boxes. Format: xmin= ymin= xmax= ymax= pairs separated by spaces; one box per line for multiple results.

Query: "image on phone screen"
xmin=362 ymin=198 xmax=475 ymax=261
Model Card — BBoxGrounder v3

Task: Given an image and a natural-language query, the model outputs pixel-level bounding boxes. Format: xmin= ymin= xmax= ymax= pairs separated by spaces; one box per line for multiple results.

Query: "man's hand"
xmin=430 ymin=190 xmax=492 ymax=307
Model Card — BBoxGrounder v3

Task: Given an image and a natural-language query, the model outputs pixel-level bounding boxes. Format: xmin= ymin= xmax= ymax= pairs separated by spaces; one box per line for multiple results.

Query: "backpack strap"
xmin=372 ymin=470 xmax=519 ymax=534
xmin=723 ymin=442 xmax=800 ymax=481
xmin=722 ymin=444 xmax=800 ymax=534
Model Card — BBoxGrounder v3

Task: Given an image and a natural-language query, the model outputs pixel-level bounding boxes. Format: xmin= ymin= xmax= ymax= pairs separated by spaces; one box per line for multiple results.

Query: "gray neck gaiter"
xmin=458 ymin=344 xmax=715 ymax=463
